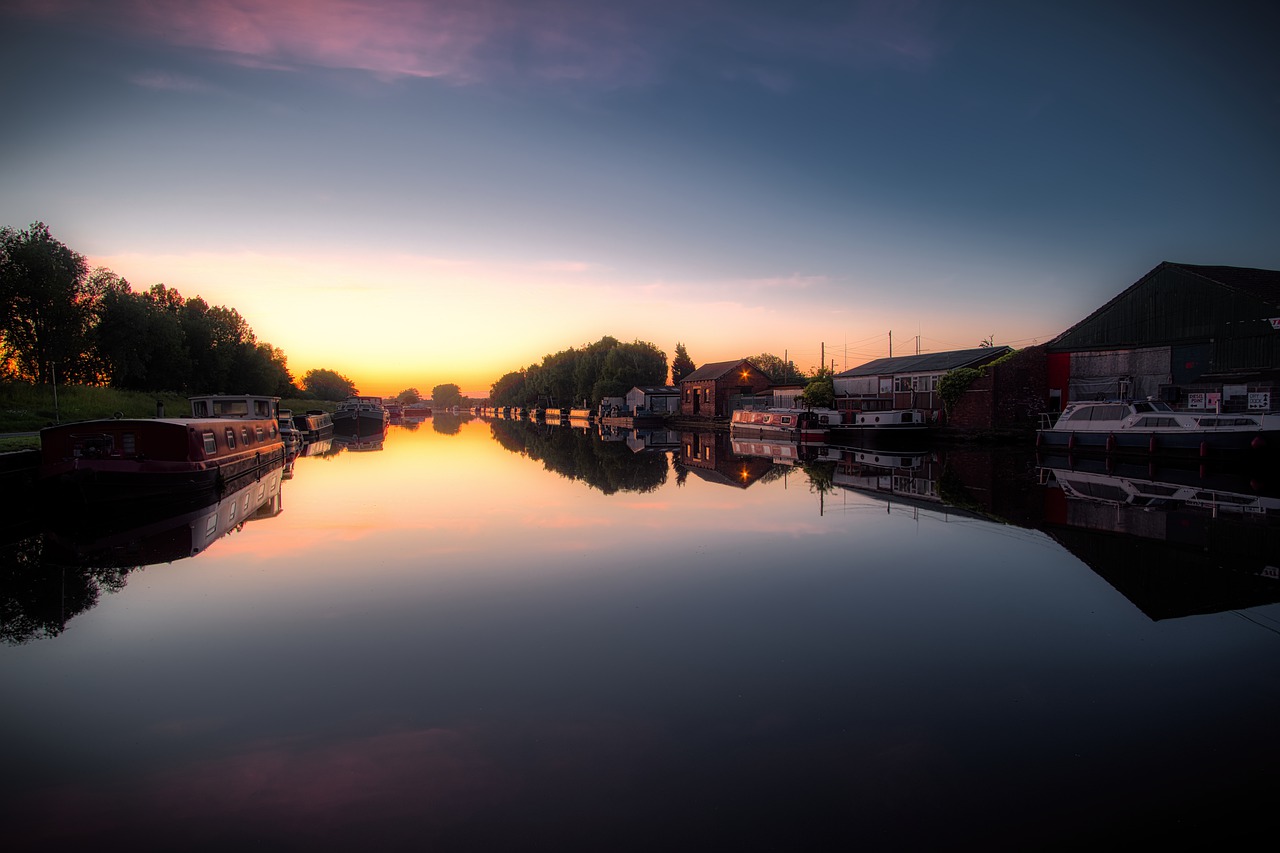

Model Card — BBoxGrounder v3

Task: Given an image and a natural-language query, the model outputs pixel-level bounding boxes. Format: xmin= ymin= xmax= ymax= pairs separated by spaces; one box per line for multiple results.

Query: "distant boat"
xmin=40 ymin=393 xmax=286 ymax=503
xmin=278 ymin=408 xmax=304 ymax=453
xmin=332 ymin=396 xmax=389 ymax=438
xmin=402 ymin=402 xmax=432 ymax=420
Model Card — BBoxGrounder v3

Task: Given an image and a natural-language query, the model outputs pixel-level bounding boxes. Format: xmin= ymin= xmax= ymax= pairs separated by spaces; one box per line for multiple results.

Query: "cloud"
xmin=9 ymin=0 xmax=943 ymax=90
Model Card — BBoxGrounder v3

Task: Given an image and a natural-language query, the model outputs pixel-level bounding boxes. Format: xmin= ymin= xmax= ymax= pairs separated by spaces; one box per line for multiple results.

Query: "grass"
xmin=0 ymin=382 xmax=337 ymax=451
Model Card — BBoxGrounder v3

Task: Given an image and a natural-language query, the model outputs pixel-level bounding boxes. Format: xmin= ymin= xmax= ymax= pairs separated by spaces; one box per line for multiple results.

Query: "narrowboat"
xmin=402 ymin=402 xmax=432 ymax=420
xmin=39 ymin=394 xmax=286 ymax=503
xmin=730 ymin=407 xmax=843 ymax=442
xmin=292 ymin=409 xmax=335 ymax=442
xmin=332 ymin=396 xmax=389 ymax=438
xmin=278 ymin=408 xmax=304 ymax=453
xmin=1036 ymin=399 xmax=1280 ymax=459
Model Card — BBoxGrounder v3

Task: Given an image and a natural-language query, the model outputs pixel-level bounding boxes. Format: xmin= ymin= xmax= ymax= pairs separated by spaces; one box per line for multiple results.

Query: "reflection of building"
xmin=680 ymin=432 xmax=773 ymax=488
xmin=1047 ymin=262 xmax=1280 ymax=412
xmin=626 ymin=428 xmax=681 ymax=453
xmin=832 ymin=446 xmax=942 ymax=503
xmin=679 ymin=359 xmax=772 ymax=419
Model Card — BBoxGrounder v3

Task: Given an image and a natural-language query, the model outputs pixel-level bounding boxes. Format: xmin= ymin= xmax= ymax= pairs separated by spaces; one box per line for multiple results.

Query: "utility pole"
xmin=49 ymin=361 xmax=60 ymax=423
xmin=820 ymin=342 xmax=824 ymax=375
xmin=889 ymin=331 xmax=893 ymax=358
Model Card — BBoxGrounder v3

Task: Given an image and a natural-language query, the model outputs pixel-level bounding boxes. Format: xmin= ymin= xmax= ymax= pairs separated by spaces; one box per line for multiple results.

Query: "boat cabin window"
xmin=781 ymin=416 xmax=793 ymax=425
xmin=192 ymin=400 xmax=210 ymax=417
xmin=242 ymin=427 xmax=252 ymax=445
xmin=213 ymin=399 xmax=249 ymax=417
xmin=255 ymin=427 xmax=266 ymax=442
xmin=901 ymin=412 xmax=915 ymax=423
xmin=202 ymin=431 xmax=217 ymax=454
xmin=1136 ymin=417 xmax=1179 ymax=428
xmin=225 ymin=428 xmax=236 ymax=449
xmin=121 ymin=433 xmax=136 ymax=454
xmin=253 ymin=399 xmax=273 ymax=418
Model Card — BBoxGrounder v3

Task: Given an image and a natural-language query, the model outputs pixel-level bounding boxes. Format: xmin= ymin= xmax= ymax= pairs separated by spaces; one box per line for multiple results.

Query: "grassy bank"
xmin=0 ymin=383 xmax=336 ymax=449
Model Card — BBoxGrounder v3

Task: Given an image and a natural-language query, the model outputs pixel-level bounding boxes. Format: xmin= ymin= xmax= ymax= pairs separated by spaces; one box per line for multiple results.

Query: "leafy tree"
xmin=396 ymin=387 xmax=422 ymax=404
xmin=432 ymin=383 xmax=463 ymax=409
xmin=799 ymin=368 xmax=835 ymax=408
xmin=0 ymin=222 xmax=94 ymax=383
xmin=490 ymin=370 xmax=528 ymax=406
xmin=592 ymin=339 xmax=667 ymax=400
xmin=671 ymin=342 xmax=695 ymax=384
xmin=750 ymin=353 xmax=804 ymax=384
xmin=980 ymin=334 xmax=995 ymax=348
xmin=302 ymin=368 xmax=358 ymax=400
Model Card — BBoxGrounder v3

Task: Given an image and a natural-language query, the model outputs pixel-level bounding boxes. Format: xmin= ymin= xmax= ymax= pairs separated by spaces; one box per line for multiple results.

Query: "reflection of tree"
xmin=489 ymin=421 xmax=668 ymax=494
xmin=432 ymin=413 xmax=472 ymax=435
xmin=0 ymin=534 xmax=133 ymax=645
xmin=802 ymin=460 xmax=837 ymax=494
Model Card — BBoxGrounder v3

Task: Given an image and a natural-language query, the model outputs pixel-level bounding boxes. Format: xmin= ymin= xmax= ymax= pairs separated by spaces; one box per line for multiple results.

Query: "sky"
xmin=2 ymin=0 xmax=1277 ymax=397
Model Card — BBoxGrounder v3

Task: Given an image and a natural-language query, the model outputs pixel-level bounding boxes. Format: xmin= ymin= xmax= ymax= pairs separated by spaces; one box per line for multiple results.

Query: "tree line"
xmin=488 ymin=336 xmax=672 ymax=407
xmin=1 ymin=222 xmax=356 ymax=399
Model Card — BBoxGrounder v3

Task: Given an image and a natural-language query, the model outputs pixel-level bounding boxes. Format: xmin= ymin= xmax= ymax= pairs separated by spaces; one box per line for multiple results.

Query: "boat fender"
xmin=1067 ymin=434 xmax=1075 ymax=450
xmin=1199 ymin=441 xmax=1209 ymax=458
xmin=1148 ymin=436 xmax=1157 ymax=454
xmin=1251 ymin=435 xmax=1266 ymax=451
xmin=1035 ymin=431 xmax=1042 ymax=447
xmin=1105 ymin=434 xmax=1116 ymax=452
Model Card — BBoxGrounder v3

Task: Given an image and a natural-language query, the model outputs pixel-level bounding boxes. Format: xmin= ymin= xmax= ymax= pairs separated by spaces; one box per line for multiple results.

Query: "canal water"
xmin=3 ymin=415 xmax=1279 ymax=850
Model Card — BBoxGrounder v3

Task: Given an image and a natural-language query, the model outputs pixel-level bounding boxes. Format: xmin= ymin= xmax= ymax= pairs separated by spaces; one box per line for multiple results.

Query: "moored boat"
xmin=332 ymin=396 xmax=389 ymax=438
xmin=730 ymin=407 xmax=843 ymax=442
xmin=278 ymin=408 xmax=303 ymax=453
xmin=1036 ymin=399 xmax=1280 ymax=459
xmin=39 ymin=394 xmax=286 ymax=503
xmin=292 ymin=409 xmax=335 ymax=442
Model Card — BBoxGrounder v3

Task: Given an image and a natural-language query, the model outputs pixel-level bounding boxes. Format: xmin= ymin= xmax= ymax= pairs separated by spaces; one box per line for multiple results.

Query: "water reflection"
xmin=0 ymin=459 xmax=285 ymax=644
xmin=3 ymin=421 xmax=1279 ymax=848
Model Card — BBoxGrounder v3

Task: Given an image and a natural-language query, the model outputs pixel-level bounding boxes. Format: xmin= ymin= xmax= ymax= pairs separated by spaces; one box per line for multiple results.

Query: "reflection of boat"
xmin=300 ymin=438 xmax=334 ymax=457
xmin=332 ymin=396 xmax=389 ymax=437
xmin=336 ymin=435 xmax=384 ymax=452
xmin=1037 ymin=399 xmax=1280 ymax=458
xmin=39 ymin=394 xmax=286 ymax=503
xmin=730 ymin=408 xmax=842 ymax=441
xmin=44 ymin=458 xmax=285 ymax=569
xmin=730 ymin=438 xmax=837 ymax=465
xmin=292 ymin=410 xmax=334 ymax=442
xmin=403 ymin=403 xmax=432 ymax=420
xmin=831 ymin=445 xmax=939 ymax=502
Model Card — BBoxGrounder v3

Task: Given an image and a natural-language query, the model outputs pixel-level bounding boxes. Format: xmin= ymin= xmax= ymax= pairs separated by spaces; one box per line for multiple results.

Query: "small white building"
xmin=625 ymin=386 xmax=681 ymax=416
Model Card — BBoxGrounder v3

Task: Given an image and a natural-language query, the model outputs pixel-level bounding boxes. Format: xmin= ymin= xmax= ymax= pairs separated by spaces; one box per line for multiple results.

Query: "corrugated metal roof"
xmin=631 ymin=385 xmax=679 ymax=395
xmin=1171 ymin=262 xmax=1280 ymax=305
xmin=835 ymin=346 xmax=1012 ymax=377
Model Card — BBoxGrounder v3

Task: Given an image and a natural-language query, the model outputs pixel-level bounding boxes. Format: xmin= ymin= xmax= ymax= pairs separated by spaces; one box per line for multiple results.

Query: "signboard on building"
xmin=1249 ymin=392 xmax=1271 ymax=410
xmin=1206 ymin=392 xmax=1221 ymax=410
xmin=1188 ymin=392 xmax=1206 ymax=409
xmin=1269 ymin=318 xmax=1280 ymax=330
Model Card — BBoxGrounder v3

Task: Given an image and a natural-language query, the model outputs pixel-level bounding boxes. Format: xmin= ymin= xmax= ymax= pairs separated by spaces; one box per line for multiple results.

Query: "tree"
xmin=302 ymin=368 xmax=357 ymax=400
xmin=750 ymin=353 xmax=805 ymax=384
xmin=592 ymin=339 xmax=667 ymax=400
xmin=980 ymin=334 xmax=995 ymax=348
xmin=432 ymin=383 xmax=463 ymax=409
xmin=799 ymin=368 xmax=835 ymax=409
xmin=671 ymin=342 xmax=696 ymax=384
xmin=396 ymin=387 xmax=422 ymax=404
xmin=0 ymin=222 xmax=94 ymax=383
xmin=490 ymin=370 xmax=528 ymax=406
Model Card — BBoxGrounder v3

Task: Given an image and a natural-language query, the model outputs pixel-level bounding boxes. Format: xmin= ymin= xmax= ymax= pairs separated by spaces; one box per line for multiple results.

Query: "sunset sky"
xmin=2 ymin=1 xmax=1277 ymax=397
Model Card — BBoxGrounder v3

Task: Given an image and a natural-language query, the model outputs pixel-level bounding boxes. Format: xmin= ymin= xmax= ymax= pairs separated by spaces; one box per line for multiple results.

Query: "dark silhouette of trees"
xmin=302 ymin=368 xmax=357 ymax=400
xmin=671 ymin=342 xmax=696 ymax=384
xmin=396 ymin=387 xmax=422 ymax=404
xmin=0 ymin=222 xmax=96 ymax=383
xmin=488 ymin=336 xmax=667 ymax=407
xmin=751 ymin=352 xmax=805 ymax=384
xmin=432 ymin=383 xmax=463 ymax=409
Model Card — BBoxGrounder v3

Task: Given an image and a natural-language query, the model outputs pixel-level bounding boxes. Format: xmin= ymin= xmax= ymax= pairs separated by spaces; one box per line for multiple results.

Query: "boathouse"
xmin=678 ymin=359 xmax=772 ymax=419
xmin=625 ymin=385 xmax=681 ymax=416
xmin=833 ymin=346 xmax=1013 ymax=422
xmin=1046 ymin=262 xmax=1280 ymax=412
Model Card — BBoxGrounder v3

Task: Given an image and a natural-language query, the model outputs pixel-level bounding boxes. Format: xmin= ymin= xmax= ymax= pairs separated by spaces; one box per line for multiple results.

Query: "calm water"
xmin=4 ymin=416 xmax=1279 ymax=850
